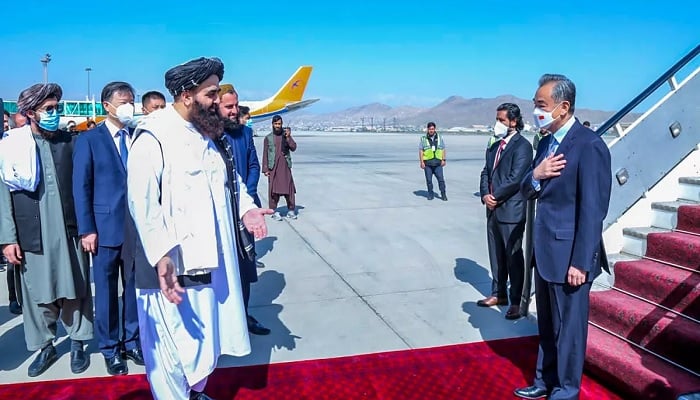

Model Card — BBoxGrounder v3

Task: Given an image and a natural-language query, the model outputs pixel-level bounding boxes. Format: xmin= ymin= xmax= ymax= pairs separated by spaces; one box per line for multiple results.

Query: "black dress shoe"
xmin=9 ymin=300 xmax=22 ymax=315
xmin=505 ymin=305 xmax=523 ymax=320
xmin=122 ymin=347 xmax=145 ymax=366
xmin=514 ymin=385 xmax=548 ymax=399
xmin=255 ymin=260 xmax=265 ymax=268
xmin=70 ymin=347 xmax=89 ymax=374
xmin=247 ymin=315 xmax=271 ymax=336
xmin=104 ymin=353 xmax=128 ymax=376
xmin=427 ymin=192 xmax=434 ymax=200
xmin=190 ymin=391 xmax=216 ymax=400
xmin=441 ymin=193 xmax=447 ymax=201
xmin=28 ymin=344 xmax=58 ymax=377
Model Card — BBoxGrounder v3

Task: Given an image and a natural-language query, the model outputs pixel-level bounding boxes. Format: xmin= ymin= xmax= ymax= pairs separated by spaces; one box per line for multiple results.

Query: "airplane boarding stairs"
xmin=582 ymin=44 xmax=700 ymax=399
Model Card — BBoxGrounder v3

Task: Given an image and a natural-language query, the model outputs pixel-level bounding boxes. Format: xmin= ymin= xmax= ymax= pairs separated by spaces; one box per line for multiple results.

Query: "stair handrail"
xmin=597 ymin=43 xmax=700 ymax=136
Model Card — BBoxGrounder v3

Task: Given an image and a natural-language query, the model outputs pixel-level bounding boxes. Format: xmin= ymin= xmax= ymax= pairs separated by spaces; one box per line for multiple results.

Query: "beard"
xmin=190 ymin=99 xmax=224 ymax=140
xmin=33 ymin=122 xmax=58 ymax=139
xmin=222 ymin=117 xmax=242 ymax=135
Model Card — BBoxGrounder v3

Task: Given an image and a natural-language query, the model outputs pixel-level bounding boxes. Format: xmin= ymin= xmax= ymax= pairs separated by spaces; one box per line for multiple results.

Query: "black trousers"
xmin=238 ymin=256 xmax=258 ymax=313
xmin=6 ymin=263 xmax=18 ymax=303
xmin=533 ymin=267 xmax=591 ymax=400
xmin=486 ymin=215 xmax=525 ymax=305
xmin=423 ymin=163 xmax=446 ymax=194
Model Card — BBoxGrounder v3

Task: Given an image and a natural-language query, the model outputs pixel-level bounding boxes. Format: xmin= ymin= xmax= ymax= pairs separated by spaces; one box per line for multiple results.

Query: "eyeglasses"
xmin=37 ymin=104 xmax=60 ymax=113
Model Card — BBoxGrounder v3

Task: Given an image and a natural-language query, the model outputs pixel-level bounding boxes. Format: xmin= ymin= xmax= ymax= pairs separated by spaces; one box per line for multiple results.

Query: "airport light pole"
xmin=85 ymin=67 xmax=92 ymax=101
xmin=40 ymin=53 xmax=52 ymax=83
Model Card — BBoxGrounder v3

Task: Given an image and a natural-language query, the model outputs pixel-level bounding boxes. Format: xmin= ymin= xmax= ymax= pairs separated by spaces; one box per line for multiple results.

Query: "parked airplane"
xmin=241 ymin=65 xmax=319 ymax=122
xmin=1 ymin=66 xmax=319 ymax=131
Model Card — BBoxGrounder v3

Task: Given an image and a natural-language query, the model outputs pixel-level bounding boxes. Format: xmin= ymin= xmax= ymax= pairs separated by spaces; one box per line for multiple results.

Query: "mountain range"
xmin=290 ymin=95 xmax=635 ymax=129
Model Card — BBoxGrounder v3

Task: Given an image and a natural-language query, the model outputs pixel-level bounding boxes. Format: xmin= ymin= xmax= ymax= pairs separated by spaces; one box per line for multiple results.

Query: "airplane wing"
xmin=285 ymin=98 xmax=320 ymax=111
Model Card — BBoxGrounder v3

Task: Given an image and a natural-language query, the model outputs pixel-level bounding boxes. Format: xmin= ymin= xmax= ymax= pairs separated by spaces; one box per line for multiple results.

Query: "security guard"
xmin=418 ymin=121 xmax=447 ymax=201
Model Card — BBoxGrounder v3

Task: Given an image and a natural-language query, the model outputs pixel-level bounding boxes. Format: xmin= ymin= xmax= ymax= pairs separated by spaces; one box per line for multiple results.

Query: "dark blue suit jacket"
xmin=479 ymin=133 xmax=533 ymax=223
xmin=520 ymin=120 xmax=611 ymax=283
xmin=72 ymin=123 xmax=130 ymax=247
xmin=225 ymin=125 xmax=261 ymax=207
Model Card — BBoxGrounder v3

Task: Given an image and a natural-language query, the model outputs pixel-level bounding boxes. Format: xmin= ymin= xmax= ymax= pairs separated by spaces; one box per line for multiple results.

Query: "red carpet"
xmin=587 ymin=204 xmax=700 ymax=399
xmin=677 ymin=204 xmax=700 ymax=234
xmin=0 ymin=336 xmax=620 ymax=399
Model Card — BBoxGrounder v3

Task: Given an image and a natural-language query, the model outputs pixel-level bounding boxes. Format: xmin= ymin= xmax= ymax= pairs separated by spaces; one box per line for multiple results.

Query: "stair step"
xmin=590 ymin=290 xmax=700 ymax=372
xmin=586 ymin=326 xmax=700 ymax=399
xmin=645 ymin=231 xmax=700 ymax=270
xmin=607 ymin=253 xmax=639 ymax=272
xmin=679 ymin=177 xmax=700 ymax=202
xmin=681 ymin=177 xmax=700 ymax=185
xmin=613 ymin=259 xmax=700 ymax=320
xmin=592 ymin=253 xmax=639 ymax=289
xmin=651 ymin=200 xmax=699 ymax=230
xmin=622 ymin=227 xmax=669 ymax=257
xmin=677 ymin=204 xmax=700 ymax=235
xmin=652 ymin=201 xmax=698 ymax=212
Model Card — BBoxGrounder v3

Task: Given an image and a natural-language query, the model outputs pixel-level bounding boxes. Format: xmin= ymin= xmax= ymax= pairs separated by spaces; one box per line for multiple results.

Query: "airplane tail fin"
xmin=270 ymin=66 xmax=313 ymax=102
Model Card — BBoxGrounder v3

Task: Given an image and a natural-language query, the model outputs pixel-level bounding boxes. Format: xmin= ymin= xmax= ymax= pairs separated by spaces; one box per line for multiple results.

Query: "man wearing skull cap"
xmin=127 ymin=57 xmax=273 ymax=400
xmin=0 ymin=83 xmax=93 ymax=377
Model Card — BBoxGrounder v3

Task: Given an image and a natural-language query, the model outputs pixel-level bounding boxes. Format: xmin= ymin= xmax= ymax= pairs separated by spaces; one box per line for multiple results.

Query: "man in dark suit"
xmin=514 ymin=74 xmax=611 ymax=400
xmin=218 ymin=84 xmax=271 ymax=336
xmin=478 ymin=103 xmax=533 ymax=319
xmin=73 ymin=81 xmax=144 ymax=376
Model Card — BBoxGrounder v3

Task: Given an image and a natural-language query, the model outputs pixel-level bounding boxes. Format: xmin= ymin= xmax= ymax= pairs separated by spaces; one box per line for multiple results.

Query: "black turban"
xmin=17 ymin=83 xmax=63 ymax=114
xmin=164 ymin=57 xmax=225 ymax=96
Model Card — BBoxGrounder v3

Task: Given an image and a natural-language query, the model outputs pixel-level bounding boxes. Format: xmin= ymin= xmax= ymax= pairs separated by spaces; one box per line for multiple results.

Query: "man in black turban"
xmin=164 ymin=57 xmax=225 ymax=97
xmin=163 ymin=57 xmax=226 ymax=139
xmin=128 ymin=57 xmax=273 ymax=400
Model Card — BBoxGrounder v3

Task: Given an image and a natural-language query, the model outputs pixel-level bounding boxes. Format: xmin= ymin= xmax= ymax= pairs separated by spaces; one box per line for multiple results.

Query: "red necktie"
xmin=490 ymin=140 xmax=506 ymax=194
xmin=493 ymin=140 xmax=506 ymax=169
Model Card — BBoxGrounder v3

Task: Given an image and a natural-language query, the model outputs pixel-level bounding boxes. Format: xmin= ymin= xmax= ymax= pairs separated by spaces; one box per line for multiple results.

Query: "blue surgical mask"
xmin=37 ymin=109 xmax=60 ymax=131
xmin=246 ymin=119 xmax=253 ymax=128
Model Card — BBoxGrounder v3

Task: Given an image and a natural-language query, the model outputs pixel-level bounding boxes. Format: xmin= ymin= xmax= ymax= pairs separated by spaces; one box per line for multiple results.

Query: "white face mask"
xmin=533 ymin=103 xmax=561 ymax=130
xmin=110 ymin=103 xmax=135 ymax=124
xmin=493 ymin=121 xmax=509 ymax=138
xmin=127 ymin=114 xmax=143 ymax=128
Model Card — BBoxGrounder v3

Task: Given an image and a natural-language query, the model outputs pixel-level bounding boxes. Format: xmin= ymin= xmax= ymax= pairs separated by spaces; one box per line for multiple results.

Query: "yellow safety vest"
xmin=487 ymin=135 xmax=498 ymax=149
xmin=421 ymin=135 xmax=444 ymax=161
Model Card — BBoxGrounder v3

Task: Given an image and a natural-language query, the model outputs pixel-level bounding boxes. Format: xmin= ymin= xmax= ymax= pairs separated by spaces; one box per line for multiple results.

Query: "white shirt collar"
xmin=551 ymin=115 xmax=576 ymax=144
xmin=105 ymin=118 xmax=127 ymax=137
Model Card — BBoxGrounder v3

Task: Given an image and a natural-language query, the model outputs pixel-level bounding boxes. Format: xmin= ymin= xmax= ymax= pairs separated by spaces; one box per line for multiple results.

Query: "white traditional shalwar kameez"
xmin=127 ymin=106 xmax=254 ymax=400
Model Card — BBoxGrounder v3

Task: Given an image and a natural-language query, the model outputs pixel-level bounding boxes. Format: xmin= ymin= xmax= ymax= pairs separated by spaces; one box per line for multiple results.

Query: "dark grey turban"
xmin=164 ymin=57 xmax=225 ymax=96
xmin=17 ymin=83 xmax=63 ymax=114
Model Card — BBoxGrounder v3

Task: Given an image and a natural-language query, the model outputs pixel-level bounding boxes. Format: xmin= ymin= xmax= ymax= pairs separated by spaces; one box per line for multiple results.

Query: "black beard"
xmin=190 ymin=99 xmax=224 ymax=140
xmin=33 ymin=122 xmax=57 ymax=139
xmin=273 ymin=127 xmax=283 ymax=135
xmin=222 ymin=118 xmax=242 ymax=134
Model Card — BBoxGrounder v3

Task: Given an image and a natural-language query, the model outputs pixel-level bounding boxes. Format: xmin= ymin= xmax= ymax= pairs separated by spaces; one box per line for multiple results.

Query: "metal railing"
xmin=597 ymin=44 xmax=700 ymax=137
xmin=519 ymin=43 xmax=700 ymax=315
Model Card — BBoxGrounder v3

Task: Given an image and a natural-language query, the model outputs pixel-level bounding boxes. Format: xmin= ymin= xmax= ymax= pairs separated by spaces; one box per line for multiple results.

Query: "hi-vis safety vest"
xmin=487 ymin=135 xmax=498 ymax=149
xmin=421 ymin=134 xmax=445 ymax=160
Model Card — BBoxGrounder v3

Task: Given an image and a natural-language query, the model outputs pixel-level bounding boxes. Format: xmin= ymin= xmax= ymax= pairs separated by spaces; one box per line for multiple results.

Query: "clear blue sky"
xmin=1 ymin=1 xmax=698 ymax=113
